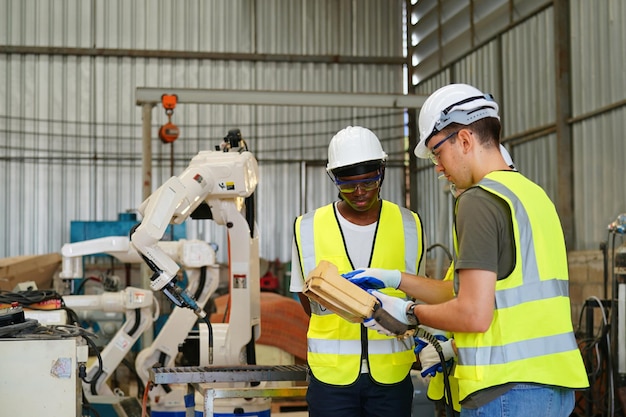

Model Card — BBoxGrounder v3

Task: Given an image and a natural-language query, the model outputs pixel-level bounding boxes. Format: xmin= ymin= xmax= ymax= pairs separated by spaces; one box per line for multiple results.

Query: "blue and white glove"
xmin=363 ymin=317 xmax=396 ymax=337
xmin=342 ymin=268 xmax=402 ymax=290
xmin=368 ymin=290 xmax=412 ymax=324
xmin=415 ymin=336 xmax=455 ymax=378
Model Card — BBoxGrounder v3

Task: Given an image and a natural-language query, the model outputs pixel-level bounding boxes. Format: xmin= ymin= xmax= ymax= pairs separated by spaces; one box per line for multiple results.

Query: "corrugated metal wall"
xmin=0 ymin=0 xmax=409 ymax=263
xmin=409 ymin=0 xmax=626 ymax=258
xmin=4 ymin=0 xmax=623 ymax=265
xmin=570 ymin=0 xmax=626 ymax=250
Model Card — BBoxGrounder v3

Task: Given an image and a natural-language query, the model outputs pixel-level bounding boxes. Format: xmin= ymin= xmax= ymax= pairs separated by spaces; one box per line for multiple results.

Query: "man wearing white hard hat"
xmin=290 ymin=126 xmax=426 ymax=417
xmin=344 ymin=84 xmax=588 ymax=416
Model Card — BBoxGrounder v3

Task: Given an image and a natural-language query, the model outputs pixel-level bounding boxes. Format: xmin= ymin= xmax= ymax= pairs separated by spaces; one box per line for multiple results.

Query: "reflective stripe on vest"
xmin=295 ymin=201 xmax=423 ymax=385
xmin=456 ymin=177 xmax=577 ymax=366
xmin=309 ymin=336 xmax=413 ymax=355
xmin=453 ymin=172 xmax=588 ymax=398
xmin=299 ymin=203 xmax=419 ymax=276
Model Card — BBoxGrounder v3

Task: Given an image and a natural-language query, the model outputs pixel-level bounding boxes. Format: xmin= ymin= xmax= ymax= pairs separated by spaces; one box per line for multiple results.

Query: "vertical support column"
xmin=140 ymin=102 xmax=155 ymax=348
xmin=553 ymin=0 xmax=574 ymax=247
xmin=142 ymin=103 xmax=154 ymax=201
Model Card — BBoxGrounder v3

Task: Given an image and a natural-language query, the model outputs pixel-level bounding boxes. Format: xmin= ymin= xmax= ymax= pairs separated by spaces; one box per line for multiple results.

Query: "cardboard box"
xmin=303 ymin=260 xmax=377 ymax=323
xmin=0 ymin=253 xmax=61 ymax=291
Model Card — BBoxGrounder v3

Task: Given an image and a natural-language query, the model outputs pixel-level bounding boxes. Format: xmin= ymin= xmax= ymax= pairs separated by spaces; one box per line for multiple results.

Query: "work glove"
xmin=362 ymin=289 xmax=414 ymax=338
xmin=414 ymin=335 xmax=455 ymax=378
xmin=363 ymin=316 xmax=396 ymax=337
xmin=342 ymin=268 xmax=401 ymax=290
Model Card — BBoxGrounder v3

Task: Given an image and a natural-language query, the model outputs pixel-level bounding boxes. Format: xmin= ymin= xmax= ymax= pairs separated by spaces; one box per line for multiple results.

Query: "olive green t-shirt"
xmin=455 ymin=185 xmax=515 ymax=280
xmin=454 ymin=182 xmax=517 ymax=408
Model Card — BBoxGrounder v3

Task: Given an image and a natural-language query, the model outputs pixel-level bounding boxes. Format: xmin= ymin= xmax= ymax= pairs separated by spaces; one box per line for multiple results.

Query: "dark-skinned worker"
xmin=290 ymin=125 xmax=426 ymax=417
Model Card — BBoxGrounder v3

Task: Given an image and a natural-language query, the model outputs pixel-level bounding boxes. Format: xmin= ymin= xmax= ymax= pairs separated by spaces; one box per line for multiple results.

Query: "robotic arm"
xmin=129 ymin=134 xmax=264 ymax=415
xmin=59 ymin=237 xmax=220 ymax=397
xmin=130 ymin=147 xmax=258 ymax=317
xmin=64 ymin=286 xmax=154 ymax=396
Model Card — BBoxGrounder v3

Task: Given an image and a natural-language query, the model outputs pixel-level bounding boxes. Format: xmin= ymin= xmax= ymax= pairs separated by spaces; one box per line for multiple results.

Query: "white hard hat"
xmin=415 ymin=84 xmax=500 ymax=159
xmin=327 ymin=126 xmax=387 ymax=175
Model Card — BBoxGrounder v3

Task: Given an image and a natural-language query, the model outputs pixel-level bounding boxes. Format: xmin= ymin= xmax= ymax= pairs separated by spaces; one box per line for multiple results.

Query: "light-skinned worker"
xmin=346 ymin=84 xmax=589 ymax=417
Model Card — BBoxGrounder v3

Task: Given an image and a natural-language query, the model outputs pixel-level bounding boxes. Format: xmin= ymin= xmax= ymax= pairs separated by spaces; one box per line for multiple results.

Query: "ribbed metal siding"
xmin=0 ymin=0 xmax=408 ymax=263
xmin=499 ymin=8 xmax=557 ymax=202
xmin=411 ymin=1 xmax=626 ymax=254
xmin=409 ymin=0 xmax=551 ymax=84
xmin=570 ymin=0 xmax=626 ymax=250
xmin=412 ymin=7 xmax=560 ymax=259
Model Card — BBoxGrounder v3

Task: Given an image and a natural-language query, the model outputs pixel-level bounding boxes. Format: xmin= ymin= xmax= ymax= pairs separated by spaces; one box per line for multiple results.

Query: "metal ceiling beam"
xmin=0 ymin=45 xmax=406 ymax=65
xmin=137 ymin=87 xmax=427 ymax=201
xmin=136 ymin=88 xmax=427 ymax=109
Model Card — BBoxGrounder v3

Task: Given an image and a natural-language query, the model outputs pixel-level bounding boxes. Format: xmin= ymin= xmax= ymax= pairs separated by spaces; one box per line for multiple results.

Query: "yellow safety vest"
xmin=294 ymin=200 xmax=424 ymax=385
xmin=452 ymin=171 xmax=589 ymax=400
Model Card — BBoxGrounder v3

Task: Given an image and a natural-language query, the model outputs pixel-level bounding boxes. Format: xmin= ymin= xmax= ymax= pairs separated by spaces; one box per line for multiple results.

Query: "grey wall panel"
xmin=510 ymin=134 xmax=557 ymax=201
xmin=0 ymin=0 xmax=407 ymax=263
xmin=409 ymin=0 xmax=551 ymax=83
xmin=411 ymin=8 xmax=557 ymax=259
xmin=569 ymin=0 xmax=626 ymax=250
xmin=412 ymin=73 xmax=452 ymax=259
xmin=410 ymin=0 xmax=626 ymax=254
xmin=573 ymin=110 xmax=626 ymax=251
xmin=570 ymin=0 xmax=626 ymax=115
xmin=453 ymin=41 xmax=501 ymax=99
xmin=500 ymin=9 xmax=555 ymax=136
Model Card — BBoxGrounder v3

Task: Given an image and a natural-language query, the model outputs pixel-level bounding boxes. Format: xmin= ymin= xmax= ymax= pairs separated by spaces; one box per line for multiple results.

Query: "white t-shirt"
xmin=290 ymin=202 xmax=377 ymax=293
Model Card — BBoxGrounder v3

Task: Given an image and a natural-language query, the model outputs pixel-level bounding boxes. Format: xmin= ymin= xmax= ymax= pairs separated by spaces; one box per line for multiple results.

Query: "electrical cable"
xmin=82 ymin=389 xmax=102 ymax=417
xmin=195 ymin=265 xmax=214 ymax=365
xmin=158 ymin=351 xmax=173 ymax=394
xmin=73 ymin=276 xmax=103 ymax=295
xmin=201 ymin=314 xmax=214 ymax=365
xmin=0 ymin=288 xmax=64 ymax=306
xmin=0 ymin=111 xmax=410 ymax=166
xmin=414 ymin=326 xmax=455 ymax=417
xmin=89 ymin=307 xmax=143 ymax=395
xmin=583 ymin=295 xmax=614 ymax=417
xmin=426 ymin=243 xmax=453 ymax=262
xmin=142 ymin=380 xmax=153 ymax=417
xmin=127 ymin=308 xmax=142 ymax=336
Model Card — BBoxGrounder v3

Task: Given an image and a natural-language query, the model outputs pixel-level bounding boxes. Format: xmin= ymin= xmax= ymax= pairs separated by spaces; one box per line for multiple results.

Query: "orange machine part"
xmin=158 ymin=122 xmax=180 ymax=143
xmin=161 ymin=94 xmax=177 ymax=111
xmin=210 ymin=292 xmax=310 ymax=363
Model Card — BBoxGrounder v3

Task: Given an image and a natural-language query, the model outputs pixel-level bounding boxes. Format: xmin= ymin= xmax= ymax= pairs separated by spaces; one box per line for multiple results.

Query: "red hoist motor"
xmin=159 ymin=94 xmax=180 ymax=143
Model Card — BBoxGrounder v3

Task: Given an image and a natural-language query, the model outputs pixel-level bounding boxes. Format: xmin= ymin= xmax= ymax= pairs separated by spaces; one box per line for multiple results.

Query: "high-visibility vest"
xmin=452 ymin=171 xmax=589 ymax=400
xmin=294 ymin=200 xmax=424 ymax=385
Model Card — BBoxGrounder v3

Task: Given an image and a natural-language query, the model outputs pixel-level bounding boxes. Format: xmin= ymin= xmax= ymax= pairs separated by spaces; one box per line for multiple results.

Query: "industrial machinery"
xmin=0 ymin=331 xmax=88 ymax=416
xmin=129 ymin=133 xmax=269 ymax=415
xmin=67 ymin=285 xmax=154 ymax=396
xmin=59 ymin=235 xmax=219 ymax=401
xmin=608 ymin=214 xmax=626 ymax=379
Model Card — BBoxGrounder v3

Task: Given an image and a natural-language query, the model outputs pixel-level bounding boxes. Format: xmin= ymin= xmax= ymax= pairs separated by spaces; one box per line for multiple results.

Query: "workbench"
xmin=149 ymin=364 xmax=308 ymax=416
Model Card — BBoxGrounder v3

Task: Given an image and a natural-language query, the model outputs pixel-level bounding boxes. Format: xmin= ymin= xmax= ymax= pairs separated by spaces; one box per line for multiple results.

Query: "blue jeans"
xmin=460 ymin=384 xmax=575 ymax=417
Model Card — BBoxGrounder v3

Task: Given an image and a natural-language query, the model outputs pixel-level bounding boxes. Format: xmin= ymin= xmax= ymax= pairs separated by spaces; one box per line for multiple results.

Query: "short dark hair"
xmin=440 ymin=117 xmax=501 ymax=148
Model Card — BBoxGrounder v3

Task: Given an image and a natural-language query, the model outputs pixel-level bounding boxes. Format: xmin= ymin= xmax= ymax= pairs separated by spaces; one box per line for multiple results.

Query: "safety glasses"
xmin=334 ymin=173 xmax=382 ymax=193
xmin=428 ymin=131 xmax=458 ymax=165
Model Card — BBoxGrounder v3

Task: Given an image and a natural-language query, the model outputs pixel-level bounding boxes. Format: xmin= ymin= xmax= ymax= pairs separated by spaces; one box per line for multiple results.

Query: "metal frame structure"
xmin=135 ymin=87 xmax=427 ymax=201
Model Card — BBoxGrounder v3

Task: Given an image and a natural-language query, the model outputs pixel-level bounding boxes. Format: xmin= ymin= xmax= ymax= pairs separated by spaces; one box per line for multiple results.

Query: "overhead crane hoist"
xmin=158 ymin=94 xmax=180 ymax=144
